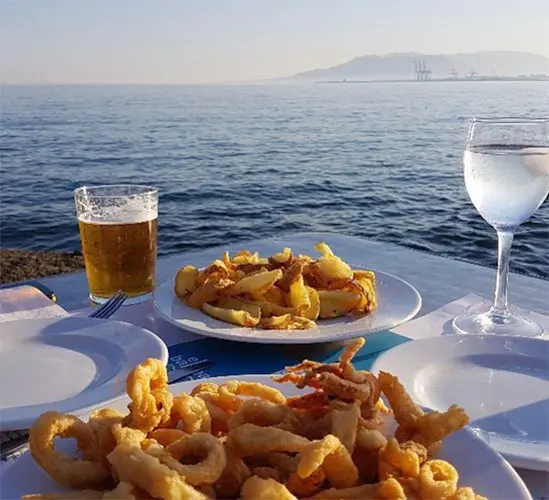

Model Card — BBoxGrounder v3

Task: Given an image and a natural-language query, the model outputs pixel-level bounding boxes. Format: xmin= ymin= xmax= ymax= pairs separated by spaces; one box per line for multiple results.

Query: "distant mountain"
xmin=286 ymin=51 xmax=549 ymax=81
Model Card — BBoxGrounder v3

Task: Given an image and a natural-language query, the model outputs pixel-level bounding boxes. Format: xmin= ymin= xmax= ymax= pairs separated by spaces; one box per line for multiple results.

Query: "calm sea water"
xmin=1 ymin=82 xmax=548 ymax=279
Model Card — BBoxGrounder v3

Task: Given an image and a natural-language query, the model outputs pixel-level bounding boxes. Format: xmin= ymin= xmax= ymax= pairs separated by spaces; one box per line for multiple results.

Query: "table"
xmin=12 ymin=233 xmax=549 ymax=498
xmin=42 ymin=232 xmax=549 ymax=317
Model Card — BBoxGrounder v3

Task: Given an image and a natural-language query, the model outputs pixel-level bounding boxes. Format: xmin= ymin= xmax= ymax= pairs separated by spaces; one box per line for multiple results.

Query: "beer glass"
xmin=74 ymin=185 xmax=158 ymax=305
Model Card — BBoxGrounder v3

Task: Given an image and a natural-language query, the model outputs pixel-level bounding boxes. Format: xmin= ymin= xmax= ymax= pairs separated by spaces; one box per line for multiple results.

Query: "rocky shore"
xmin=0 ymin=249 xmax=85 ymax=285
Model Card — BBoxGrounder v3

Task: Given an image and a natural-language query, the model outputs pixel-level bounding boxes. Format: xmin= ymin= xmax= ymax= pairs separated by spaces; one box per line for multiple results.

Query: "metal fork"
xmin=88 ymin=290 xmax=127 ymax=319
xmin=0 ymin=291 xmax=128 ymax=460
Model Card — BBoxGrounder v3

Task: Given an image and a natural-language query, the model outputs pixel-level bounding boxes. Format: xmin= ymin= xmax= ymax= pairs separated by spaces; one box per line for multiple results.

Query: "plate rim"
xmin=0 ymin=316 xmax=169 ymax=431
xmin=370 ymin=334 xmax=549 ymax=472
xmin=1 ymin=373 xmax=532 ymax=500
xmin=152 ymin=266 xmax=422 ymax=344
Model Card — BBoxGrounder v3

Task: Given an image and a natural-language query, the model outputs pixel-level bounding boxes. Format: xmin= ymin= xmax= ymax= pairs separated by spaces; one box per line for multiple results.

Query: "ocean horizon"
xmin=1 ymin=81 xmax=548 ymax=279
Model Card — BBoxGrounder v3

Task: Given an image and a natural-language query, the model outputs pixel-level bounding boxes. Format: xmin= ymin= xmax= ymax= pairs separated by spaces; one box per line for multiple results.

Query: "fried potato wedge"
xmin=224 ymin=269 xmax=283 ymax=296
xmin=318 ymin=290 xmax=362 ymax=319
xmin=289 ymin=275 xmax=310 ymax=312
xmin=196 ymin=259 xmax=230 ymax=287
xmin=252 ymin=301 xmax=299 ymax=318
xmin=186 ymin=278 xmax=234 ymax=309
xmin=215 ymin=296 xmax=262 ymax=318
xmin=270 ymin=247 xmax=293 ymax=265
xmin=277 ymin=260 xmax=306 ymax=292
xmin=314 ymin=242 xmax=335 ymax=257
xmin=302 ymin=286 xmax=320 ymax=321
xmin=174 ymin=265 xmax=199 ymax=299
xmin=260 ymin=314 xmax=316 ymax=330
xmin=202 ymin=303 xmax=260 ymax=327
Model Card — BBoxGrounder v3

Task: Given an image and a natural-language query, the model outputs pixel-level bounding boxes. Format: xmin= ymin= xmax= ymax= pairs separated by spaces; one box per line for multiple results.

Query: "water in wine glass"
xmin=464 ymin=145 xmax=549 ymax=229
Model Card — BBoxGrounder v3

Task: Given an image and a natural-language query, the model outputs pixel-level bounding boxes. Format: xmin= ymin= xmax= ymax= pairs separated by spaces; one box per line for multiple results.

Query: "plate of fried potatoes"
xmin=4 ymin=338 xmax=531 ymax=499
xmin=153 ymin=242 xmax=422 ymax=343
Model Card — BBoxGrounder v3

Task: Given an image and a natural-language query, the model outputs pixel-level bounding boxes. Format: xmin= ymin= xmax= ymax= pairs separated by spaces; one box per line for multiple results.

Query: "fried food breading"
xmin=174 ymin=242 xmax=378 ymax=329
xmin=125 ymin=358 xmax=173 ymax=433
xmin=240 ymin=475 xmax=298 ymax=500
xmin=29 ymin=412 xmax=110 ymax=489
xmin=27 ymin=339 xmax=485 ymax=500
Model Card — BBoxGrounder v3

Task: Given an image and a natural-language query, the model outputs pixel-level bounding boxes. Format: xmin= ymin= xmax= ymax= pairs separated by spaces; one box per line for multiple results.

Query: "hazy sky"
xmin=1 ymin=0 xmax=548 ymax=84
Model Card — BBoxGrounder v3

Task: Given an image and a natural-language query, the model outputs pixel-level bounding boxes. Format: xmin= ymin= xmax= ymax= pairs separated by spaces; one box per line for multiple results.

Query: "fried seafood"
xmin=29 ymin=411 xmax=110 ymax=489
xmin=27 ymin=338 xmax=485 ymax=499
xmin=275 ymin=338 xmax=380 ymax=407
xmin=107 ymin=443 xmax=209 ymax=499
xmin=174 ymin=242 xmax=378 ymax=330
xmin=126 ymin=358 xmax=173 ymax=433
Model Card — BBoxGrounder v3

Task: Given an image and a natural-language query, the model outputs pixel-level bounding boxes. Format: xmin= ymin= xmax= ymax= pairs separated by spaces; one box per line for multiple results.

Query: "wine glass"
xmin=453 ymin=117 xmax=549 ymax=336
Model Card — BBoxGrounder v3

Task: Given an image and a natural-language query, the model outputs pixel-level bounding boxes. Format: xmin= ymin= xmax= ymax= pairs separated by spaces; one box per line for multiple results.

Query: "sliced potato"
xmin=261 ymin=286 xmax=286 ymax=307
xmin=277 ymin=260 xmax=306 ymax=292
xmin=224 ymin=269 xmax=283 ymax=296
xmin=302 ymin=286 xmax=320 ymax=321
xmin=353 ymin=269 xmax=376 ymax=284
xmin=231 ymin=250 xmax=255 ymax=265
xmin=186 ymin=278 xmax=234 ymax=309
xmin=249 ymin=300 xmax=299 ymax=318
xmin=260 ymin=314 xmax=316 ymax=330
xmin=318 ymin=290 xmax=362 ymax=319
xmin=289 ymin=275 xmax=310 ymax=311
xmin=202 ymin=302 xmax=260 ymax=327
xmin=271 ymin=247 xmax=293 ymax=264
xmin=357 ymin=277 xmax=377 ymax=311
xmin=196 ymin=259 xmax=230 ymax=286
xmin=174 ymin=265 xmax=199 ymax=299
xmin=314 ymin=242 xmax=334 ymax=257
xmin=215 ymin=296 xmax=262 ymax=319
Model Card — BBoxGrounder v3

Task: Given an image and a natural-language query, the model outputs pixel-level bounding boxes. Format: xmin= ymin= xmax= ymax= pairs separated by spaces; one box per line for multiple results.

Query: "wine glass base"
xmin=452 ymin=308 xmax=543 ymax=337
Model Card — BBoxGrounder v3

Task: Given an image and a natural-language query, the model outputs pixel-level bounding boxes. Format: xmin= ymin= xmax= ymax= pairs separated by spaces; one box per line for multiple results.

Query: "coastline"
xmin=0 ymin=249 xmax=84 ymax=285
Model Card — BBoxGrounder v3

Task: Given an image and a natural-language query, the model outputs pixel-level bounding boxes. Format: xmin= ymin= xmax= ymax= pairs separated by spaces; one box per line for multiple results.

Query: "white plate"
xmin=153 ymin=268 xmax=421 ymax=344
xmin=1 ymin=374 xmax=531 ymax=499
xmin=371 ymin=335 xmax=549 ymax=472
xmin=0 ymin=316 xmax=168 ymax=431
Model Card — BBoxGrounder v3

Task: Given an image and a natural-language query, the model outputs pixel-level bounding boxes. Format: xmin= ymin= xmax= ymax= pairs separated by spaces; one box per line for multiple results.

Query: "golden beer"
xmin=75 ymin=185 xmax=158 ymax=304
xmin=78 ymin=218 xmax=157 ymax=301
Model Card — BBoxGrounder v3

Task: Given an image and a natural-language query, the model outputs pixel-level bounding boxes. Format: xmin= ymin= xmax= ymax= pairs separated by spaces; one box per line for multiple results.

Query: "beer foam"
xmin=78 ymin=211 xmax=156 ymax=224
xmin=77 ymin=198 xmax=157 ymax=224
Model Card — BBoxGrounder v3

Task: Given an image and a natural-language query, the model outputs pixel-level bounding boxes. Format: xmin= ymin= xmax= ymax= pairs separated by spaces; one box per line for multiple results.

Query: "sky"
xmin=1 ymin=0 xmax=548 ymax=84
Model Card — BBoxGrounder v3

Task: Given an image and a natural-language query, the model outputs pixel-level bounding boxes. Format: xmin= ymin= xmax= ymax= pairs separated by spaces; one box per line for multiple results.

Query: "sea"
xmin=1 ymin=82 xmax=548 ymax=279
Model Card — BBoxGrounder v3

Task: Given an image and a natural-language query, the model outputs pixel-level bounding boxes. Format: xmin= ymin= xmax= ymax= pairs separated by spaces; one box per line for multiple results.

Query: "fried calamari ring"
xmin=126 ymin=358 xmax=173 ymax=433
xmin=107 ymin=443 xmax=209 ymax=499
xmin=228 ymin=423 xmax=309 ymax=456
xmin=169 ymin=393 xmax=212 ymax=434
xmin=228 ymin=398 xmax=302 ymax=433
xmin=148 ymin=428 xmax=188 ymax=447
xmin=217 ymin=381 xmax=286 ymax=412
xmin=287 ymin=467 xmax=326 ymax=497
xmin=296 ymin=434 xmax=358 ymax=489
xmin=87 ymin=408 xmax=125 ymax=463
xmin=145 ymin=433 xmax=226 ymax=486
xmin=241 ymin=476 xmax=298 ymax=500
xmin=214 ymin=441 xmax=252 ymax=499
xmin=29 ymin=411 xmax=110 ymax=489
xmin=194 ymin=392 xmax=231 ymax=435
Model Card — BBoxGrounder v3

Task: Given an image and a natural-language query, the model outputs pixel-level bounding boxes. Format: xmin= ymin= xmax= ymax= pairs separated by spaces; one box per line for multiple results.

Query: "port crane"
xmin=414 ymin=60 xmax=432 ymax=81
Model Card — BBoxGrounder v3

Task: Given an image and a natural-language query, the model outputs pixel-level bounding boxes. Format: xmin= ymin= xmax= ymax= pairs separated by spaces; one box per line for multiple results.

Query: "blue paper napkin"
xmin=167 ymin=330 xmax=411 ymax=381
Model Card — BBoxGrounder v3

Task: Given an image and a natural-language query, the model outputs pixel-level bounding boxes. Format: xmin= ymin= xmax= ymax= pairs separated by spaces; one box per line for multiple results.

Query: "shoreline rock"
xmin=0 ymin=249 xmax=85 ymax=285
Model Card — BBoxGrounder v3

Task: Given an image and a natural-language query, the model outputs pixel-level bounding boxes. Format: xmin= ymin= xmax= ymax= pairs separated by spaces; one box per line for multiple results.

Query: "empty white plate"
xmin=371 ymin=335 xmax=549 ymax=471
xmin=153 ymin=268 xmax=421 ymax=344
xmin=1 ymin=375 xmax=531 ymax=499
xmin=0 ymin=316 xmax=168 ymax=431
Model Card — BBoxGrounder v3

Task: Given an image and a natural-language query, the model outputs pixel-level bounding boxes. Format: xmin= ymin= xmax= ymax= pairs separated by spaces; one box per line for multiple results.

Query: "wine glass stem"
xmin=491 ymin=230 xmax=514 ymax=316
